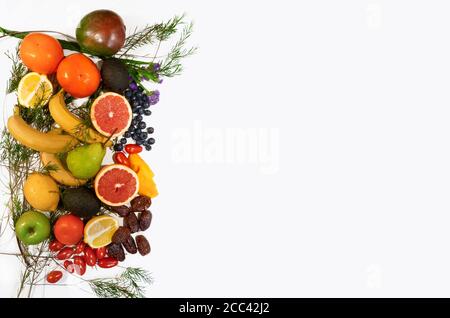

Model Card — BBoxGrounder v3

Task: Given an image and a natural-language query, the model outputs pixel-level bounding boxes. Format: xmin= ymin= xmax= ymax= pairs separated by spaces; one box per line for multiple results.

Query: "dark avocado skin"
xmin=62 ymin=188 xmax=101 ymax=218
xmin=101 ymin=59 xmax=129 ymax=93
xmin=76 ymin=10 xmax=126 ymax=56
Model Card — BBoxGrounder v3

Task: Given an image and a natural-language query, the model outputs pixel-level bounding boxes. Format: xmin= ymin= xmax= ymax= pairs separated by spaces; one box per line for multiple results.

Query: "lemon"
xmin=23 ymin=173 xmax=60 ymax=211
xmin=18 ymin=72 xmax=53 ymax=108
xmin=84 ymin=215 xmax=119 ymax=248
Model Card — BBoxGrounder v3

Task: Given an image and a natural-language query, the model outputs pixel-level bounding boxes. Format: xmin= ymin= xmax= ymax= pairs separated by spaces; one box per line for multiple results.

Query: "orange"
xmin=19 ymin=33 xmax=64 ymax=75
xmin=56 ymin=53 xmax=100 ymax=98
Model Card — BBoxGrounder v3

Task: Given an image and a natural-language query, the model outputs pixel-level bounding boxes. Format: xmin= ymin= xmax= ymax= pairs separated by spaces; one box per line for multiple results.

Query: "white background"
xmin=1 ymin=0 xmax=450 ymax=297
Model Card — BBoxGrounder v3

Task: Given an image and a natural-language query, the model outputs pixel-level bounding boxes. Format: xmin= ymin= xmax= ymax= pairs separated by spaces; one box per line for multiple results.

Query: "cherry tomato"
xmin=84 ymin=246 xmax=97 ymax=267
xmin=47 ymin=271 xmax=63 ymax=284
xmin=19 ymin=33 xmax=64 ymax=75
xmin=49 ymin=240 xmax=65 ymax=252
xmin=74 ymin=241 xmax=86 ymax=254
xmin=125 ymin=144 xmax=143 ymax=154
xmin=73 ymin=256 xmax=86 ymax=276
xmin=97 ymin=257 xmax=118 ymax=269
xmin=95 ymin=247 xmax=107 ymax=260
xmin=56 ymin=247 xmax=74 ymax=260
xmin=113 ymin=152 xmax=130 ymax=167
xmin=56 ymin=53 xmax=100 ymax=98
xmin=63 ymin=260 xmax=75 ymax=273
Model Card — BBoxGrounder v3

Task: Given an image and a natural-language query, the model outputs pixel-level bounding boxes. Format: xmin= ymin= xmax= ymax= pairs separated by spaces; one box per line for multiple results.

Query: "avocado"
xmin=101 ymin=58 xmax=129 ymax=94
xmin=62 ymin=187 xmax=101 ymax=218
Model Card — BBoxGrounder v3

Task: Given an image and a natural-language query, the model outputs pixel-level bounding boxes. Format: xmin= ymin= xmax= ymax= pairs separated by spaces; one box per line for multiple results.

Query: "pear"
xmin=66 ymin=143 xmax=106 ymax=179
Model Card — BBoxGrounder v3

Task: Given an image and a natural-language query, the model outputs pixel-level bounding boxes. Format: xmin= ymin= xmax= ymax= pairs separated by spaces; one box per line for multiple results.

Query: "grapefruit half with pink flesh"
xmin=90 ymin=93 xmax=132 ymax=138
xmin=94 ymin=164 xmax=139 ymax=206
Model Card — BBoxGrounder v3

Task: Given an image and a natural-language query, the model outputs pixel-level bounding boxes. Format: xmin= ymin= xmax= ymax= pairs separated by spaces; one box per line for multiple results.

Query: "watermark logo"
xmin=366 ymin=264 xmax=382 ymax=289
xmin=366 ymin=3 xmax=383 ymax=30
xmin=171 ymin=120 xmax=280 ymax=175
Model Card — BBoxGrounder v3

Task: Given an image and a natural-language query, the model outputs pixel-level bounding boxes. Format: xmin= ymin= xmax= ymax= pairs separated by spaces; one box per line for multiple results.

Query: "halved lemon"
xmin=84 ymin=215 xmax=119 ymax=248
xmin=18 ymin=72 xmax=53 ymax=108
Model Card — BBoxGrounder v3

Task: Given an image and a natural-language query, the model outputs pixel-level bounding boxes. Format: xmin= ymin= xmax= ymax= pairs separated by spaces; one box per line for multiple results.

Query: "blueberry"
xmin=120 ymin=137 xmax=127 ymax=144
xmin=140 ymin=132 xmax=148 ymax=139
xmin=141 ymin=96 xmax=149 ymax=104
xmin=147 ymin=127 xmax=154 ymax=134
xmin=138 ymin=108 xmax=145 ymax=115
xmin=133 ymin=107 xmax=140 ymax=114
xmin=136 ymin=115 xmax=143 ymax=122
xmin=131 ymin=95 xmax=138 ymax=102
xmin=142 ymin=101 xmax=150 ymax=108
xmin=136 ymin=139 xmax=144 ymax=146
xmin=148 ymin=138 xmax=155 ymax=145
xmin=139 ymin=122 xmax=146 ymax=129
xmin=132 ymin=134 xmax=137 ymax=141
xmin=144 ymin=109 xmax=152 ymax=116
xmin=125 ymin=90 xmax=132 ymax=98
xmin=132 ymin=118 xmax=139 ymax=125
xmin=132 ymin=100 xmax=140 ymax=108
xmin=113 ymin=144 xmax=123 ymax=151
xmin=124 ymin=131 xmax=131 ymax=138
xmin=145 ymin=145 xmax=152 ymax=151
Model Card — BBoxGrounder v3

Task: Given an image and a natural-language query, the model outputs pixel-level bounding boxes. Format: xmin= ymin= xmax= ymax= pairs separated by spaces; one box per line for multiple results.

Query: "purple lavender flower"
xmin=148 ymin=90 xmax=160 ymax=105
xmin=153 ymin=63 xmax=161 ymax=72
xmin=129 ymin=82 xmax=138 ymax=91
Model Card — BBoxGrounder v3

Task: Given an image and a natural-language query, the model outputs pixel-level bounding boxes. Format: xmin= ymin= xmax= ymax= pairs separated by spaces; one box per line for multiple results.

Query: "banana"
xmin=7 ymin=115 xmax=79 ymax=153
xmin=49 ymin=90 xmax=112 ymax=146
xmin=40 ymin=152 xmax=87 ymax=187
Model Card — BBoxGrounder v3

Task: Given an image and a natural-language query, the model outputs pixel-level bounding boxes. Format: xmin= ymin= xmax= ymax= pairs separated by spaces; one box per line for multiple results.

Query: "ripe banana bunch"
xmin=40 ymin=152 xmax=87 ymax=187
xmin=7 ymin=115 xmax=79 ymax=153
xmin=49 ymin=90 xmax=112 ymax=146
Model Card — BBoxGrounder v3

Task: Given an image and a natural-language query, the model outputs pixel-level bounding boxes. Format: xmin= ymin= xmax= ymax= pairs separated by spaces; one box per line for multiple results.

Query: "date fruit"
xmin=124 ymin=212 xmax=139 ymax=233
xmin=122 ymin=235 xmax=137 ymax=254
xmin=130 ymin=196 xmax=151 ymax=212
xmin=112 ymin=226 xmax=131 ymax=244
xmin=136 ymin=235 xmax=151 ymax=256
xmin=107 ymin=243 xmax=125 ymax=262
xmin=138 ymin=210 xmax=152 ymax=231
xmin=110 ymin=205 xmax=130 ymax=217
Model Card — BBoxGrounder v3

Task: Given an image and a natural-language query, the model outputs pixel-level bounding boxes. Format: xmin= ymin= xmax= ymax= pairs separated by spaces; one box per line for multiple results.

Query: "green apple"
xmin=66 ymin=143 xmax=106 ymax=179
xmin=15 ymin=211 xmax=50 ymax=245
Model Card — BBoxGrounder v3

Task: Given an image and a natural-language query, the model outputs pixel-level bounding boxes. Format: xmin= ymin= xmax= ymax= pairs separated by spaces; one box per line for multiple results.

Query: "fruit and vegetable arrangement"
xmin=0 ymin=10 xmax=195 ymax=298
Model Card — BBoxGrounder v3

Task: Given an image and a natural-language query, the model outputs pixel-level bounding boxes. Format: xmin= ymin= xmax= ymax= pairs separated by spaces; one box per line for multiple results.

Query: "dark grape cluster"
xmin=113 ymin=82 xmax=159 ymax=152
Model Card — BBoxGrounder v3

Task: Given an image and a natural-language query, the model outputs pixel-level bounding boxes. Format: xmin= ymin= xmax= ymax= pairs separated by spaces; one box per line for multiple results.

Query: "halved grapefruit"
xmin=94 ymin=164 xmax=139 ymax=206
xmin=90 ymin=92 xmax=132 ymax=138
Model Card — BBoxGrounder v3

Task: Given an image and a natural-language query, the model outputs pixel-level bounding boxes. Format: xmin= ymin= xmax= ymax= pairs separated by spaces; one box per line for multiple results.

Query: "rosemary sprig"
xmin=120 ymin=15 xmax=184 ymax=57
xmin=5 ymin=48 xmax=27 ymax=94
xmin=159 ymin=22 xmax=197 ymax=77
xmin=89 ymin=267 xmax=153 ymax=298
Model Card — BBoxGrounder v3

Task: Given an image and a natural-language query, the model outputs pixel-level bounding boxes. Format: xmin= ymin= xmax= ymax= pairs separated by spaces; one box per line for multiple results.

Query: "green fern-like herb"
xmin=89 ymin=267 xmax=153 ymax=298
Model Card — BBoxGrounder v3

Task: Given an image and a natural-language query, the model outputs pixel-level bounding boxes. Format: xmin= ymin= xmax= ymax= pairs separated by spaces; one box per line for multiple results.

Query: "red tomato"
xmin=56 ymin=247 xmax=74 ymax=260
xmin=97 ymin=257 xmax=118 ymax=269
xmin=53 ymin=214 xmax=84 ymax=245
xmin=73 ymin=256 xmax=86 ymax=276
xmin=49 ymin=240 xmax=65 ymax=252
xmin=63 ymin=260 xmax=75 ymax=273
xmin=56 ymin=53 xmax=100 ymax=98
xmin=19 ymin=33 xmax=64 ymax=75
xmin=47 ymin=271 xmax=63 ymax=284
xmin=125 ymin=144 xmax=143 ymax=154
xmin=84 ymin=246 xmax=97 ymax=266
xmin=95 ymin=247 xmax=107 ymax=260
xmin=74 ymin=241 xmax=86 ymax=254
xmin=113 ymin=152 xmax=130 ymax=166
